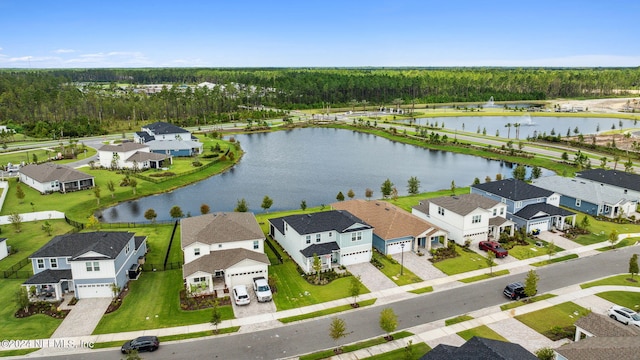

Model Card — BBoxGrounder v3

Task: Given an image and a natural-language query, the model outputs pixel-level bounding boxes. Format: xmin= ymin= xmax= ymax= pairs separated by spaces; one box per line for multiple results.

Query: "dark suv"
xmin=121 ymin=336 xmax=160 ymax=353
xmin=503 ymin=282 xmax=527 ymax=300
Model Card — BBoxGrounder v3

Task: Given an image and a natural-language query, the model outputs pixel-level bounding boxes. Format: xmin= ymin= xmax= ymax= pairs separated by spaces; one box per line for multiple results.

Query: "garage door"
xmin=529 ymin=220 xmax=550 ymax=233
xmin=76 ymin=283 xmax=112 ymax=299
xmin=227 ymin=269 xmax=267 ymax=288
xmin=386 ymin=241 xmax=411 ymax=255
xmin=341 ymin=249 xmax=371 ymax=266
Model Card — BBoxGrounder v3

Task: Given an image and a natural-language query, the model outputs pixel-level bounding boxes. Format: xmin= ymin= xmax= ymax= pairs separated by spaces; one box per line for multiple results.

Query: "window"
xmin=218 ymin=244 xmax=222 ymax=248
xmin=472 ymin=215 xmax=481 ymax=224
xmin=306 ymin=235 xmax=311 ymax=244
xmin=86 ymin=262 xmax=93 ymax=271
xmin=50 ymin=258 xmax=58 ymax=269
xmin=316 ymin=234 xmax=321 ymax=243
xmin=193 ymin=277 xmax=206 ymax=283
xmin=37 ymin=259 xmax=45 ymax=269
xmin=194 ymin=248 xmax=200 ymax=256
xmin=329 ymin=232 xmax=332 ymax=237
xmin=86 ymin=262 xmax=100 ymax=272
xmin=575 ymin=199 xmax=581 ymax=207
xmin=93 ymin=262 xmax=100 ymax=271
xmin=253 ymin=240 xmax=259 ymax=249
xmin=351 ymin=232 xmax=362 ymax=242
xmin=500 ymin=208 xmax=504 ymax=215
xmin=604 ymin=205 xmax=610 ymax=212
xmin=125 ymin=243 xmax=130 ymax=254
xmin=492 ymin=208 xmax=497 ymax=216
xmin=515 ymin=201 xmax=522 ymax=209
xmin=437 ymin=206 xmax=445 ymax=216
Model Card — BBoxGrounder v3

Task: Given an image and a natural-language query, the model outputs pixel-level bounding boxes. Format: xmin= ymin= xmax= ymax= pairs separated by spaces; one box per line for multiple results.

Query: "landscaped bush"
xmin=14 ymin=301 xmax=69 ymax=319
xmin=179 ymin=290 xmax=231 ymax=310
xmin=429 ymin=242 xmax=459 ymax=263
xmin=148 ymin=171 xmax=176 ymax=178
xmin=370 ymin=256 xmax=384 ymax=269
xmin=563 ymin=227 xmax=589 ymax=240
xmin=192 ymin=160 xmax=203 ymax=167
xmin=545 ymin=325 xmax=575 ymax=341
xmin=202 ymin=153 xmax=219 ymax=159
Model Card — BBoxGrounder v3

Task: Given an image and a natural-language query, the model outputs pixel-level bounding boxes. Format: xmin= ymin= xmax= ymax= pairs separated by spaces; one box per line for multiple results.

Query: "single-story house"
xmin=134 ymin=121 xmax=203 ymax=157
xmin=420 ymin=336 xmax=536 ymax=360
xmin=412 ymin=193 xmax=514 ymax=245
xmin=97 ymin=142 xmax=171 ymax=170
xmin=181 ymin=212 xmax=269 ymax=293
xmin=576 ymin=168 xmax=640 ymax=203
xmin=532 ymin=175 xmax=637 ymax=219
xmin=268 ymin=210 xmax=373 ymax=273
xmin=0 ymin=238 xmax=8 ymax=261
xmin=23 ymin=232 xmax=147 ymax=300
xmin=332 ymin=199 xmax=448 ymax=254
xmin=18 ymin=163 xmax=95 ymax=194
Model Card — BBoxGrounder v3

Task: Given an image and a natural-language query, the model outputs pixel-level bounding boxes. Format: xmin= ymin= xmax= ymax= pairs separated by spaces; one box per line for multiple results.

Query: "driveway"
xmin=347 ymin=262 xmax=397 ymax=292
xmin=232 ymin=285 xmax=276 ymax=319
xmin=390 ymin=251 xmax=447 ymax=281
xmin=536 ymin=230 xmax=582 ymax=250
xmin=50 ymin=298 xmax=112 ymax=338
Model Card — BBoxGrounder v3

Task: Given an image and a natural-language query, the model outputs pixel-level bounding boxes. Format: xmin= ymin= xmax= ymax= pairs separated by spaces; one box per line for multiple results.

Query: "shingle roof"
xmin=333 ymin=200 xmax=442 ymax=241
xmin=182 ymin=248 xmax=269 ymax=277
xmin=145 ymin=139 xmax=201 ymax=151
xmin=513 ymin=203 xmax=575 ymax=220
xmin=416 ymin=193 xmax=500 ymax=216
xmin=30 ymin=232 xmax=136 ymax=260
xmin=23 ymin=269 xmax=73 ymax=285
xmin=555 ymin=336 xmax=640 ymax=360
xmin=269 ymin=210 xmax=372 ymax=235
xmin=419 ymin=337 xmax=536 ymax=360
xmin=576 ymin=168 xmax=640 ymax=192
xmin=135 ymin=131 xmax=155 ymax=142
xmin=19 ymin=163 xmax=94 ymax=183
xmin=181 ymin=212 xmax=264 ymax=248
xmin=472 ymin=179 xmax=553 ymax=201
xmin=532 ymin=176 xmax=636 ymax=205
xmin=143 ymin=121 xmax=189 ymax=135
xmin=575 ymin=312 xmax=640 ymax=337
xmin=125 ymin=151 xmax=169 ymax=162
xmin=300 ymin=242 xmax=340 ymax=257
xmin=98 ymin=142 xmax=148 ymax=153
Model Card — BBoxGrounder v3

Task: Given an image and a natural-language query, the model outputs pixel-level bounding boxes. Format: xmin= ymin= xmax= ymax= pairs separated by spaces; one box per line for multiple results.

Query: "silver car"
xmin=607 ymin=305 xmax=640 ymax=327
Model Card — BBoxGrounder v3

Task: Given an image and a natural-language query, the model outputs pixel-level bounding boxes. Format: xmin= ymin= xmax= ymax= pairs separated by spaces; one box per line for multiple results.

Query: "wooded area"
xmin=1 ymin=67 xmax=639 ymax=138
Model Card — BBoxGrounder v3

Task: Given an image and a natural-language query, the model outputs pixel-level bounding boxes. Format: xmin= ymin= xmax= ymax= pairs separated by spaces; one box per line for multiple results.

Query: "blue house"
xmin=471 ymin=179 xmax=576 ymax=233
xmin=23 ymin=232 xmax=147 ymax=301
xmin=134 ymin=121 xmax=203 ymax=157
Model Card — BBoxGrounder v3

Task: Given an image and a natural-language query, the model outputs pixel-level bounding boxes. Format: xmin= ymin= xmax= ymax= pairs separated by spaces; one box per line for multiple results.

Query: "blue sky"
xmin=1 ymin=0 xmax=639 ymax=68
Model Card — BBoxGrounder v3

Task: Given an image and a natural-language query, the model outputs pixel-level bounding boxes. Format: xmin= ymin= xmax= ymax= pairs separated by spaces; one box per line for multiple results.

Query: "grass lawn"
xmin=508 ymin=238 xmax=563 ymax=260
xmin=500 ymin=294 xmax=557 ymax=311
xmin=279 ymin=299 xmax=377 ymax=323
xmin=371 ymin=251 xmax=422 ymax=286
xmin=457 ymin=325 xmax=508 ymax=341
xmin=596 ymin=237 xmax=639 ymax=251
xmin=459 ymin=269 xmax=509 ymax=283
xmin=0 ymin=279 xmax=63 ymax=339
xmin=530 ymin=254 xmax=578 ymax=267
xmin=515 ymin=302 xmax=588 ymax=339
xmin=572 ymin=215 xmax=640 ymax=246
xmin=581 ymin=274 xmax=640 ymax=289
xmin=92 ymin=269 xmax=233 ymax=334
xmin=95 ymin=224 xmax=178 ymax=266
xmin=299 ymin=331 xmax=414 ymax=360
xmin=596 ymin=291 xmax=640 ymax=311
xmin=408 ymin=286 xmax=433 ymax=294
xmin=432 ymin=246 xmax=489 ymax=275
xmin=362 ymin=342 xmax=431 ymax=360
xmin=386 ymin=187 xmax=471 ymax=213
xmin=445 ymin=314 xmax=473 ymax=326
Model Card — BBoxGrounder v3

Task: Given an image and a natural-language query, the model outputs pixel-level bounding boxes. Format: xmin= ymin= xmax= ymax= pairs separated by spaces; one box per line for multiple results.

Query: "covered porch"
xmin=23 ymin=269 xmax=73 ymax=302
xmin=60 ymin=178 xmax=94 ymax=193
xmin=489 ymin=217 xmax=515 ymax=238
xmin=300 ymin=242 xmax=340 ymax=273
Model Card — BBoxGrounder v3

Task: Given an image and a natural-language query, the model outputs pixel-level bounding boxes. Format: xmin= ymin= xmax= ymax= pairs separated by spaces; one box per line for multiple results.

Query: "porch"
xmin=23 ymin=269 xmax=73 ymax=302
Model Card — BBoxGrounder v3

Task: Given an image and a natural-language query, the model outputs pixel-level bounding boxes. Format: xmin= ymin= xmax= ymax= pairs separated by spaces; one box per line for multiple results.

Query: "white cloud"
xmin=52 ymin=49 xmax=76 ymax=54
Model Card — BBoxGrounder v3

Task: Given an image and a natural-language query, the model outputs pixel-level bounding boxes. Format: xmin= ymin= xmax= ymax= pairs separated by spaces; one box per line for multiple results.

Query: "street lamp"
xmin=400 ymin=243 xmax=405 ymax=276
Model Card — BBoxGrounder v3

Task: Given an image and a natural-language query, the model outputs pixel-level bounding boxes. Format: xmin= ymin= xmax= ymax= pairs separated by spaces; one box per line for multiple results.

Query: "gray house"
xmin=576 ymin=169 xmax=640 ymax=202
xmin=134 ymin=121 xmax=203 ymax=157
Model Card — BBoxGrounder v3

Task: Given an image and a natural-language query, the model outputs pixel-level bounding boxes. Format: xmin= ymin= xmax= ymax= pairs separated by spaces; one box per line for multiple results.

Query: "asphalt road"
xmin=52 ymin=245 xmax=637 ymax=360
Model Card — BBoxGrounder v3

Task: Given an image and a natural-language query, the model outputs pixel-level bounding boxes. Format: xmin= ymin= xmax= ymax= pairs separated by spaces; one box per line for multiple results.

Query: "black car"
xmin=503 ymin=282 xmax=528 ymax=300
xmin=121 ymin=336 xmax=159 ymax=354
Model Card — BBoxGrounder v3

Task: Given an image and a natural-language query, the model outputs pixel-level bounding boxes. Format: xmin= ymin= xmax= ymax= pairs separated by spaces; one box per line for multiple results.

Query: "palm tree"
xmin=513 ymin=123 xmax=521 ymax=139
xmin=504 ymin=123 xmax=512 ymax=139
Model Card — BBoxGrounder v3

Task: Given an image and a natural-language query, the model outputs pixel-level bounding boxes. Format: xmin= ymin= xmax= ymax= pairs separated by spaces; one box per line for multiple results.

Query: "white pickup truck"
xmin=252 ymin=277 xmax=272 ymax=302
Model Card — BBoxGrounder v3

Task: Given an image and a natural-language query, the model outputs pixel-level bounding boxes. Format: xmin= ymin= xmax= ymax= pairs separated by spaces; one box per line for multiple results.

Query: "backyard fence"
xmin=1 ymin=258 xmax=32 ymax=279
xmin=142 ymin=262 xmax=183 ymax=272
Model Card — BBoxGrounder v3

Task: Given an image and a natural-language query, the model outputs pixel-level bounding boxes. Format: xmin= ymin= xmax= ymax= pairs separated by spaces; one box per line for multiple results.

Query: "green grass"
xmin=0 ymin=349 xmax=40 ymax=357
xmin=92 ymin=269 xmax=233 ymax=334
xmin=361 ymin=342 xmax=431 ymax=360
xmin=508 ymin=239 xmax=563 ymax=260
xmin=530 ymin=254 xmax=578 ymax=267
xmin=581 ymin=274 xmax=640 ymax=289
xmin=459 ymin=270 xmax=509 ymax=283
xmin=408 ymin=286 xmax=433 ymax=294
xmin=596 ymin=291 xmax=640 ymax=311
xmin=93 ymin=224 xmax=178 ymax=265
xmin=299 ymin=331 xmax=414 ymax=360
xmin=91 ymin=326 xmax=241 ymax=350
xmin=371 ymin=251 xmax=422 ymax=285
xmin=0 ymin=279 xmax=63 ymax=339
xmin=572 ymin=215 xmax=640 ymax=246
xmin=515 ymin=302 xmax=588 ymax=338
xmin=445 ymin=314 xmax=473 ymax=326
xmin=457 ymin=325 xmax=508 ymax=341
xmin=500 ymin=294 xmax=557 ymax=311
xmin=432 ymin=246 xmax=489 ymax=275
xmin=279 ymin=299 xmax=377 ymax=323
xmin=385 ymin=187 xmax=470 ymax=213
xmin=596 ymin=237 xmax=639 ymax=251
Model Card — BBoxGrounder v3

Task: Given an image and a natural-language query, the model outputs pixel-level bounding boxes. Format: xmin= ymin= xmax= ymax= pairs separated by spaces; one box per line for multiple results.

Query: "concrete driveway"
xmin=232 ymin=285 xmax=276 ymax=319
xmin=51 ymin=298 xmax=111 ymax=338
xmin=390 ymin=251 xmax=447 ymax=281
xmin=347 ymin=262 xmax=397 ymax=292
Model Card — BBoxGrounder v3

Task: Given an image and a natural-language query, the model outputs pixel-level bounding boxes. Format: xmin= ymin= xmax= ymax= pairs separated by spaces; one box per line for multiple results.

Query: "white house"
xmin=412 ymin=193 xmax=514 ymax=245
xmin=0 ymin=238 xmax=8 ymax=261
xmin=97 ymin=142 xmax=171 ymax=170
xmin=23 ymin=232 xmax=147 ymax=300
xmin=268 ymin=210 xmax=373 ymax=273
xmin=181 ymin=212 xmax=269 ymax=293
xmin=134 ymin=121 xmax=203 ymax=157
xmin=18 ymin=163 xmax=95 ymax=194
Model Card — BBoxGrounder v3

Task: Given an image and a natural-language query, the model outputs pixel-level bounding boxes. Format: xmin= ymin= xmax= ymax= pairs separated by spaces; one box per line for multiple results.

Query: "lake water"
xmin=101 ymin=127 xmax=551 ymax=222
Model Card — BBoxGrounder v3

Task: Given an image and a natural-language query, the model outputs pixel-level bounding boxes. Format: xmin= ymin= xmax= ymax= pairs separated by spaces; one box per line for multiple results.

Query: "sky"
xmin=1 ymin=0 xmax=639 ymax=68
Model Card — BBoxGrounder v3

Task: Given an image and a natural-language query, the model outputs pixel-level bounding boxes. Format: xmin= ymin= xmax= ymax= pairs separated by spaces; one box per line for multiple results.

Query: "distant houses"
xmin=134 ymin=121 xmax=203 ymax=157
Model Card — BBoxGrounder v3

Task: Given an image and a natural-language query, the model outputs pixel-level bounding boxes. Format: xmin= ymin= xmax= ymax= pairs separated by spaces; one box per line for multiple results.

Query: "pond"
xmin=101 ymin=127 xmax=551 ymax=222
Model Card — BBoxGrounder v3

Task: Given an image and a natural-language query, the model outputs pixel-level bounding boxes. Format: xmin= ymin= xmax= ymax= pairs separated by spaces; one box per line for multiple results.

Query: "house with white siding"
xmin=576 ymin=169 xmax=640 ymax=203
xmin=97 ymin=142 xmax=170 ymax=170
xmin=134 ymin=122 xmax=203 ymax=157
xmin=18 ymin=163 xmax=95 ymax=194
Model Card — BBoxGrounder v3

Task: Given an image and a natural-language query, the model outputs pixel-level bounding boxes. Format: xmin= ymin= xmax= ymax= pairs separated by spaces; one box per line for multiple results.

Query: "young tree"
xmin=261 ymin=195 xmax=273 ymax=212
xmin=403 ymin=340 xmax=415 ymax=360
xmin=450 ymin=180 xmax=456 ymax=195
xmin=546 ymin=241 xmax=556 ymax=260
xmin=579 ymin=216 xmax=590 ymax=230
xmin=349 ymin=275 xmax=362 ymax=306
xmin=9 ymin=212 xmax=22 ymax=233
xmin=535 ymin=347 xmax=555 ymax=360
xmin=87 ymin=214 xmax=101 ymax=230
xmin=329 ymin=317 xmax=348 ymax=354
xmin=15 ymin=287 xmax=29 ymax=313
xmin=170 ymin=205 xmax=184 ymax=220
xmin=107 ymin=180 xmax=116 ymax=198
xmin=15 ymin=184 xmax=25 ymax=203
xmin=129 ymin=178 xmax=138 ymax=195
xmin=235 ymin=198 xmax=248 ymax=212
xmin=495 ymin=173 xmax=503 ymax=181
xmin=379 ymin=308 xmax=398 ymax=340
xmin=380 ymin=179 xmax=393 ymax=199
xmin=200 ymin=203 xmax=210 ymax=215
xmin=365 ymin=188 xmax=374 ymax=200
xmin=485 ymin=175 xmax=492 ymax=183
xmin=524 ymin=269 xmax=539 ymax=300
xmin=347 ymin=189 xmax=355 ymax=199
xmin=486 ymin=250 xmax=496 ymax=276
xmin=512 ymin=164 xmax=526 ymax=181
xmin=41 ymin=220 xmax=53 ymax=236
xmin=629 ymin=254 xmax=639 ymax=279
xmin=336 ymin=191 xmax=345 ymax=201
xmin=609 ymin=229 xmax=619 ymax=249
xmin=211 ymin=298 xmax=222 ymax=334
xmin=93 ymin=185 xmax=101 ymax=205
xmin=312 ymin=253 xmax=322 ymax=284
xmin=300 ymin=200 xmax=307 ymax=211
xmin=531 ymin=166 xmax=542 ymax=179
xmin=407 ymin=176 xmax=420 ymax=195
xmin=473 ymin=177 xmax=480 ymax=185
xmin=144 ymin=208 xmax=158 ymax=223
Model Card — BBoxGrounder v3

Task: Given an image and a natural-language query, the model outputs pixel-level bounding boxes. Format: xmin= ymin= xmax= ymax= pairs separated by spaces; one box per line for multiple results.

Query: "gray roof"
xmin=125 ymin=151 xmax=169 ymax=162
xmin=183 ymin=248 xmax=269 ymax=277
xmin=145 ymin=139 xmax=202 ymax=151
xmin=300 ymin=242 xmax=340 ymax=257
xmin=472 ymin=179 xmax=553 ymax=201
xmin=575 ymin=312 xmax=640 ymax=337
xmin=555 ymin=336 xmax=640 ymax=360
xmin=30 ymin=232 xmax=136 ymax=260
xmin=420 ymin=336 xmax=536 ymax=360
xmin=23 ymin=269 xmax=73 ymax=285
xmin=576 ymin=168 xmax=640 ymax=192
xmin=533 ymin=176 xmax=636 ymax=206
xmin=98 ymin=142 xmax=148 ymax=153
xmin=181 ymin=212 xmax=264 ymax=248
xmin=19 ymin=163 xmax=94 ymax=183
xmin=135 ymin=131 xmax=155 ymax=142
xmin=416 ymin=193 xmax=500 ymax=216
xmin=269 ymin=210 xmax=372 ymax=235
xmin=513 ymin=203 xmax=575 ymax=220
xmin=143 ymin=121 xmax=189 ymax=135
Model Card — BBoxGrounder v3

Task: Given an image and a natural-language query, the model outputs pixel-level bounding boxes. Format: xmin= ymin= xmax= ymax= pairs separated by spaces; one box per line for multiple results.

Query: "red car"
xmin=478 ymin=240 xmax=508 ymax=258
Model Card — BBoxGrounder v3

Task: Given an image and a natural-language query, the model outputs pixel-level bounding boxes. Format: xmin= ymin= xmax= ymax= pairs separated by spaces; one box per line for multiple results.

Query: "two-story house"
xmin=576 ymin=168 xmax=640 ymax=203
xmin=412 ymin=193 xmax=514 ymax=245
xmin=471 ymin=179 xmax=576 ymax=233
xmin=332 ymin=199 xmax=448 ymax=254
xmin=181 ymin=212 xmax=269 ymax=293
xmin=19 ymin=163 xmax=95 ymax=194
xmin=268 ymin=210 xmax=373 ymax=273
xmin=97 ymin=142 xmax=170 ymax=170
xmin=23 ymin=232 xmax=147 ymax=300
xmin=134 ymin=121 xmax=203 ymax=157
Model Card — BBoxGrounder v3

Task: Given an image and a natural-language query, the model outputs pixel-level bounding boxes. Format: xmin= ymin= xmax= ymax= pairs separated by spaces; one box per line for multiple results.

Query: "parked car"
xmin=479 ymin=240 xmax=508 ymax=258
xmin=121 ymin=336 xmax=159 ymax=354
xmin=233 ymin=284 xmax=251 ymax=306
xmin=253 ymin=277 xmax=273 ymax=302
xmin=503 ymin=282 xmax=530 ymax=300
xmin=607 ymin=305 xmax=640 ymax=327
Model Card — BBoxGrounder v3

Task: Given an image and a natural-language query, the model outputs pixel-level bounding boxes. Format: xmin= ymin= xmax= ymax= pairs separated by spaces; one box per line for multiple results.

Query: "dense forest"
xmin=0 ymin=67 xmax=639 ymax=138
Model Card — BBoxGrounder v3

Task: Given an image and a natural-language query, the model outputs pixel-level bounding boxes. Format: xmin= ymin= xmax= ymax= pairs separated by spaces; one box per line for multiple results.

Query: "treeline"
xmin=1 ymin=67 xmax=639 ymax=138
